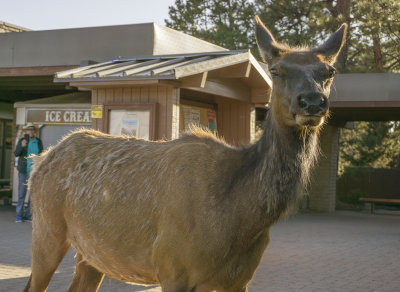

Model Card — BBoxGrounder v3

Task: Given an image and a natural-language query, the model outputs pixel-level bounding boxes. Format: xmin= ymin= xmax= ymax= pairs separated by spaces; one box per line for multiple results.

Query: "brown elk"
xmin=24 ymin=16 xmax=346 ymax=292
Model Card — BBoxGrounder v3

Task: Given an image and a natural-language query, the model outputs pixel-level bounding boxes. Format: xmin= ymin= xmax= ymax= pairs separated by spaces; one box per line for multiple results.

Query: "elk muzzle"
xmin=297 ymin=92 xmax=328 ymax=115
xmin=295 ymin=92 xmax=329 ymax=127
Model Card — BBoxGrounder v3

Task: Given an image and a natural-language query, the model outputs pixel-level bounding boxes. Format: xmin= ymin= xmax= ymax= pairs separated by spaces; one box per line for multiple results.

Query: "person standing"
xmin=14 ymin=123 xmax=43 ymax=223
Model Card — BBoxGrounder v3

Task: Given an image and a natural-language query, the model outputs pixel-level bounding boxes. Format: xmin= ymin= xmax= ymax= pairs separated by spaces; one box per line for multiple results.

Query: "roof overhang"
xmin=54 ymin=50 xmax=272 ymax=104
xmin=331 ymin=73 xmax=400 ymax=103
xmin=330 ymin=73 xmax=400 ymax=121
xmin=14 ymin=92 xmax=91 ymax=108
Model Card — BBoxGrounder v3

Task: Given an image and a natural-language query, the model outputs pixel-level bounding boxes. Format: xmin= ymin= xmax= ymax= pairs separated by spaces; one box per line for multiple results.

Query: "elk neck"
xmin=233 ymin=104 xmax=320 ymax=225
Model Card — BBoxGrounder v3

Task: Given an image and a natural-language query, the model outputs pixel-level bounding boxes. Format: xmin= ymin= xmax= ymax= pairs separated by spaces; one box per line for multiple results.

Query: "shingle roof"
xmin=54 ymin=50 xmax=272 ymax=88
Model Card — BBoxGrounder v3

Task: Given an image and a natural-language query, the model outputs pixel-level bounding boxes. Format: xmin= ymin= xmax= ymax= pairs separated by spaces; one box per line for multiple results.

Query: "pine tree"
xmin=350 ymin=0 xmax=400 ymax=72
xmin=255 ymin=0 xmax=326 ymax=46
xmin=165 ymin=0 xmax=256 ymax=50
xmin=166 ymin=0 xmax=400 ymax=72
xmin=339 ymin=122 xmax=400 ymax=174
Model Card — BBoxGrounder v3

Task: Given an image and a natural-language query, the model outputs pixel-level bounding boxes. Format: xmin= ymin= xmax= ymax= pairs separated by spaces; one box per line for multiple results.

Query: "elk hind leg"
xmin=68 ymin=253 xmax=104 ymax=292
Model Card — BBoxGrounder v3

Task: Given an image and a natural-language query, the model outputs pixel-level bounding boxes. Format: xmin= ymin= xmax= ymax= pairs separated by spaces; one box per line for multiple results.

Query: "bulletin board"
xmin=104 ymin=104 xmax=157 ymax=140
xmin=179 ymin=101 xmax=217 ymax=133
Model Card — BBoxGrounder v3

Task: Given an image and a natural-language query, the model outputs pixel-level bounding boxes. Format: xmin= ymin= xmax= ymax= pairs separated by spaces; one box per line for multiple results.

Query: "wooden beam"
xmin=159 ymin=80 xmax=181 ymax=87
xmin=251 ymin=87 xmax=270 ymax=104
xmin=69 ymin=79 xmax=160 ymax=89
xmin=254 ymin=103 xmax=269 ymax=109
xmin=180 ymin=72 xmax=208 ymax=88
xmin=184 ymin=77 xmax=250 ymax=102
xmin=0 ymin=90 xmax=75 ymax=103
xmin=213 ymin=61 xmax=251 ymax=78
xmin=0 ymin=80 xmax=58 ymax=86
xmin=0 ymin=65 xmax=78 ymax=77
xmin=0 ymin=76 xmax=56 ymax=82
xmin=0 ymin=88 xmax=70 ymax=93
xmin=0 ymin=85 xmax=67 ymax=90
xmin=77 ymin=87 xmax=91 ymax=91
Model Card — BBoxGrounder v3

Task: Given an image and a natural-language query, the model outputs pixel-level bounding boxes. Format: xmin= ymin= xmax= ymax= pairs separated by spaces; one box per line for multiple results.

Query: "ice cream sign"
xmin=27 ymin=108 xmax=92 ymax=125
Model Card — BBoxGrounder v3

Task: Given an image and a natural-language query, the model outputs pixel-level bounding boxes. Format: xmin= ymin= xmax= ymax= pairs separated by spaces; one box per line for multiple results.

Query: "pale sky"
xmin=1 ymin=0 xmax=177 ymax=31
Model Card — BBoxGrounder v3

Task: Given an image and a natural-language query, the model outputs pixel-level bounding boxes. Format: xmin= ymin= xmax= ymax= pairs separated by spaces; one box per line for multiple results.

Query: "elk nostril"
xmin=319 ymin=97 xmax=328 ymax=108
xmin=298 ymin=96 xmax=308 ymax=109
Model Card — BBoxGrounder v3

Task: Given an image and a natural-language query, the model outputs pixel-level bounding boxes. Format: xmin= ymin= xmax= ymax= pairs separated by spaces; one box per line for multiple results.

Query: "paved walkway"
xmin=0 ymin=206 xmax=399 ymax=292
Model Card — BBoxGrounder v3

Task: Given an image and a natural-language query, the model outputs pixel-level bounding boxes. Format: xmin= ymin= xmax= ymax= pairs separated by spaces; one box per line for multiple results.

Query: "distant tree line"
xmin=339 ymin=122 xmax=400 ymax=173
xmin=166 ymin=0 xmax=400 ymax=73
xmin=166 ymin=0 xmax=400 ymax=170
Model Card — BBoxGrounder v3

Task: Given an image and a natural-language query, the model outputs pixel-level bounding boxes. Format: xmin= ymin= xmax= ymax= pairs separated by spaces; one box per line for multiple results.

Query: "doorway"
xmin=39 ymin=125 xmax=90 ymax=150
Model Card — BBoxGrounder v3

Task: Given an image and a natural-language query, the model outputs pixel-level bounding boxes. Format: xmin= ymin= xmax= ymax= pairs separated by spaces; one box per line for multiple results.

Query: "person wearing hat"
xmin=14 ymin=123 xmax=43 ymax=223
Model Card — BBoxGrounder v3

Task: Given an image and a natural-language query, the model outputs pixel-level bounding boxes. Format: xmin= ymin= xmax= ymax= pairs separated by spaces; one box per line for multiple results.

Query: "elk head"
xmin=255 ymin=16 xmax=347 ymax=129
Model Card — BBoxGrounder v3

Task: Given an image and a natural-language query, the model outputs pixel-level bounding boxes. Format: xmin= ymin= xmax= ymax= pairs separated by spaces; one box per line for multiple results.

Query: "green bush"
xmin=337 ymin=188 xmax=368 ymax=205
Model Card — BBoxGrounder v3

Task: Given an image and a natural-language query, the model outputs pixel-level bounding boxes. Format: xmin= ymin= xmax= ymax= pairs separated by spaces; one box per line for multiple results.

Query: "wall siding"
xmin=91 ymin=85 xmax=178 ymax=140
xmin=217 ymin=100 xmax=254 ymax=146
xmin=91 ymin=85 xmax=253 ymax=145
xmin=169 ymin=87 xmax=180 ymax=140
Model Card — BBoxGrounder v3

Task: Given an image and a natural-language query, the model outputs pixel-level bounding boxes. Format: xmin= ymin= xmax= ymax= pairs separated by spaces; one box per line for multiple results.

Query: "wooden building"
xmin=55 ymin=50 xmax=272 ymax=145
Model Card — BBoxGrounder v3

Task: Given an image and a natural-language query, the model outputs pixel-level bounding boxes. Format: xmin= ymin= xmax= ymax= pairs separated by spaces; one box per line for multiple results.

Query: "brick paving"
xmin=0 ymin=205 xmax=399 ymax=292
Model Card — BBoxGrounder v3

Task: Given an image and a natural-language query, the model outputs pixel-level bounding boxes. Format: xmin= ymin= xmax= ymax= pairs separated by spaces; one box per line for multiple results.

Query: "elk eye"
xmin=328 ymin=67 xmax=336 ymax=78
xmin=269 ymin=67 xmax=279 ymax=77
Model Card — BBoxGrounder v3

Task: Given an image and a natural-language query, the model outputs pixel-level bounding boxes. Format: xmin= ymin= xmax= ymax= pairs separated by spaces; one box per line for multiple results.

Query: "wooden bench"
xmin=359 ymin=196 xmax=400 ymax=214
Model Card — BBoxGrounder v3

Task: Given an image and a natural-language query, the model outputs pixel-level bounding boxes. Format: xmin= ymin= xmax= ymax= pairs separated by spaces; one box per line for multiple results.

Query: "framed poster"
xmin=104 ymin=104 xmax=157 ymax=140
xmin=121 ymin=119 xmax=138 ymax=136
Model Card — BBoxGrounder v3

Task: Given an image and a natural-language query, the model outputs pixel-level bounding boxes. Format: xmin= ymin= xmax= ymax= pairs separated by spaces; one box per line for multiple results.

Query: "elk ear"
xmin=255 ymin=15 xmax=287 ymax=66
xmin=314 ymin=23 xmax=348 ymax=64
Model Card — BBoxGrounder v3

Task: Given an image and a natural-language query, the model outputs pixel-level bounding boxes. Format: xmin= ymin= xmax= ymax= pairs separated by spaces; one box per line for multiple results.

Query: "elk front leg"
xmin=26 ymin=226 xmax=70 ymax=292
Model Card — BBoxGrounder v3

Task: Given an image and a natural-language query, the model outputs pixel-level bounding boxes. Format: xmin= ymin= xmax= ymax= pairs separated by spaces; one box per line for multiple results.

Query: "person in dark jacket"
xmin=14 ymin=123 xmax=43 ymax=222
